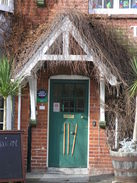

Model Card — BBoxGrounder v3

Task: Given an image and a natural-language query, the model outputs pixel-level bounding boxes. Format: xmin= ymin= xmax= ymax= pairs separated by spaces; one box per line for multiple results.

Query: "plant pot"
xmin=110 ymin=151 xmax=137 ymax=183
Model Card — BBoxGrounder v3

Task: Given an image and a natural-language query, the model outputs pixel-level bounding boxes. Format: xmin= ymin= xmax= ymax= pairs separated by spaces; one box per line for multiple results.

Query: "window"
xmin=0 ymin=97 xmax=4 ymax=130
xmin=0 ymin=0 xmax=8 ymax=5
xmin=0 ymin=0 xmax=14 ymax=13
xmin=89 ymin=0 xmax=137 ymax=14
xmin=91 ymin=0 xmax=114 ymax=8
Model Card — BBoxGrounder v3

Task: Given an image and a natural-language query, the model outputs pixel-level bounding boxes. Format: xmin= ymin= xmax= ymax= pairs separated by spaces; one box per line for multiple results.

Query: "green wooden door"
xmin=48 ymin=80 xmax=89 ymax=168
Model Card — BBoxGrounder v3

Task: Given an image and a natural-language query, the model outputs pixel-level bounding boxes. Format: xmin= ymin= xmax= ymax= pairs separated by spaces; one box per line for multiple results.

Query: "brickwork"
xmin=31 ymin=71 xmax=48 ymax=170
xmin=15 ymin=0 xmax=88 ymax=24
xmin=14 ymin=69 xmax=113 ymax=174
xmin=13 ymin=0 xmax=137 ymax=176
xmin=14 ymin=86 xmax=30 ymax=170
xmin=89 ymin=79 xmax=113 ymax=175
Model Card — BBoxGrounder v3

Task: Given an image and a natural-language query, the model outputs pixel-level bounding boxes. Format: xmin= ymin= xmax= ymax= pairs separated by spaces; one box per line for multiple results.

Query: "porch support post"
xmin=6 ymin=95 xmax=12 ymax=130
xmin=100 ymin=75 xmax=105 ymax=122
xmin=28 ymin=75 xmax=37 ymax=123
xmin=115 ymin=115 xmax=118 ymax=149
xmin=63 ymin=31 xmax=69 ymax=57
xmin=18 ymin=87 xmax=21 ymax=130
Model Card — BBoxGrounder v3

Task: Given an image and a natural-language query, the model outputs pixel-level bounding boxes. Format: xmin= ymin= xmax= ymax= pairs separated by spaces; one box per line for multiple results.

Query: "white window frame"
xmin=89 ymin=0 xmax=137 ymax=15
xmin=0 ymin=0 xmax=14 ymax=13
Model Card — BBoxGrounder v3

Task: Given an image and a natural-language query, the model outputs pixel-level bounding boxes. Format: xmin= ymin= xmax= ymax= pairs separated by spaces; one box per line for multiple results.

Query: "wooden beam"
xmin=63 ymin=31 xmax=69 ymax=57
xmin=28 ymin=75 xmax=37 ymax=121
xmin=17 ymin=87 xmax=21 ymax=130
xmin=100 ymin=75 xmax=105 ymax=122
xmin=6 ymin=95 xmax=12 ymax=130
xmin=41 ymin=54 xmax=93 ymax=61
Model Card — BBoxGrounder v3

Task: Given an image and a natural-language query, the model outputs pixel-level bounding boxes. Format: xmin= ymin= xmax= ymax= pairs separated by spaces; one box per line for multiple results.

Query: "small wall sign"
xmin=53 ymin=103 xmax=60 ymax=112
xmin=39 ymin=105 xmax=45 ymax=110
xmin=37 ymin=89 xmax=48 ymax=103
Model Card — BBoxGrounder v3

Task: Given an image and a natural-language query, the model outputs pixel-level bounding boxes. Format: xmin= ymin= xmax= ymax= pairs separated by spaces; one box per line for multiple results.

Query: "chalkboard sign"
xmin=0 ymin=131 xmax=25 ymax=182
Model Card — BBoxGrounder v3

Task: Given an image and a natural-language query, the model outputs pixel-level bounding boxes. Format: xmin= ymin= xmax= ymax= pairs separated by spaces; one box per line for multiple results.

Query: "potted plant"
xmin=0 ymin=57 xmax=21 ymax=130
xmin=110 ymin=57 xmax=137 ymax=183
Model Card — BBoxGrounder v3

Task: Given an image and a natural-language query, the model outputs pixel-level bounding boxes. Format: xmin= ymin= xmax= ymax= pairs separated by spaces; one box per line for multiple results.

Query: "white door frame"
xmin=47 ymin=75 xmax=90 ymax=173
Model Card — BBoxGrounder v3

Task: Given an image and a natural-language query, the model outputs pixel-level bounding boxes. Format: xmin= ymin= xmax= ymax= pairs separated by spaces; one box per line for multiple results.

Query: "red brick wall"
xmin=14 ymin=70 xmax=113 ymax=174
xmin=14 ymin=86 xmax=30 ymax=171
xmin=31 ymin=72 xmax=48 ymax=170
xmin=89 ymin=79 xmax=113 ymax=175
xmin=15 ymin=0 xmax=137 ymax=43
xmin=13 ymin=0 xmax=137 ymax=175
xmin=15 ymin=0 xmax=88 ymax=24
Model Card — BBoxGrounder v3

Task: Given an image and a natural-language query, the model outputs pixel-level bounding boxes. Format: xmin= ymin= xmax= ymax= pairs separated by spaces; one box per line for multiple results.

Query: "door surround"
xmin=47 ymin=75 xmax=90 ymax=172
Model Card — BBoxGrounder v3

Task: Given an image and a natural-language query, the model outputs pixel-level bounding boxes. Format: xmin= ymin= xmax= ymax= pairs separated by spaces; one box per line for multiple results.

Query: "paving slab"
xmin=26 ymin=173 xmax=114 ymax=183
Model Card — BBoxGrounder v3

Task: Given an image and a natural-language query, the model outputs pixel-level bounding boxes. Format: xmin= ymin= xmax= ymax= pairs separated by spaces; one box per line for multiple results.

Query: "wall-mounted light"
xmin=36 ymin=0 xmax=46 ymax=7
xmin=92 ymin=121 xmax=96 ymax=127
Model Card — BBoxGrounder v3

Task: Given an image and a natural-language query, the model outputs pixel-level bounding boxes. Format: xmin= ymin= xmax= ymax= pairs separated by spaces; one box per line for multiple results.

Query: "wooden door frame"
xmin=47 ymin=75 xmax=90 ymax=171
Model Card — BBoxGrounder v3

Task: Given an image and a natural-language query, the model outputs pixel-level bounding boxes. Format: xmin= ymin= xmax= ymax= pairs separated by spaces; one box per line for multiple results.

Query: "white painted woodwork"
xmin=0 ymin=0 xmax=14 ymax=13
xmin=130 ymin=26 xmax=137 ymax=37
xmin=50 ymin=75 xmax=89 ymax=80
xmin=100 ymin=76 xmax=105 ymax=122
xmin=6 ymin=95 xmax=12 ymax=130
xmin=133 ymin=95 xmax=137 ymax=142
xmin=41 ymin=55 xmax=92 ymax=61
xmin=63 ymin=31 xmax=69 ymax=56
xmin=18 ymin=87 xmax=21 ymax=130
xmin=28 ymin=76 xmax=37 ymax=121
xmin=115 ymin=116 xmax=118 ymax=149
xmin=15 ymin=17 xmax=117 ymax=86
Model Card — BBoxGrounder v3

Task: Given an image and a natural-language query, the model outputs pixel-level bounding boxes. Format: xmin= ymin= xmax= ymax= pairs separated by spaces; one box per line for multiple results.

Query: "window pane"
xmin=75 ymin=84 xmax=85 ymax=98
xmin=0 ymin=0 xmax=8 ymax=5
xmin=0 ymin=124 xmax=3 ymax=130
xmin=0 ymin=97 xmax=4 ymax=108
xmin=119 ymin=0 xmax=129 ymax=8
xmin=104 ymin=0 xmax=113 ymax=8
xmin=53 ymin=84 xmax=62 ymax=101
xmin=75 ymin=98 xmax=84 ymax=112
xmin=91 ymin=0 xmax=102 ymax=8
xmin=62 ymin=99 xmax=74 ymax=112
xmin=64 ymin=84 xmax=74 ymax=97
xmin=0 ymin=110 xmax=3 ymax=122
xmin=131 ymin=0 xmax=137 ymax=8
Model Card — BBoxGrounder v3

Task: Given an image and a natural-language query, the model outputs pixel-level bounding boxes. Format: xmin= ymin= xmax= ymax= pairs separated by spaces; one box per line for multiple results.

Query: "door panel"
xmin=49 ymin=80 xmax=89 ymax=168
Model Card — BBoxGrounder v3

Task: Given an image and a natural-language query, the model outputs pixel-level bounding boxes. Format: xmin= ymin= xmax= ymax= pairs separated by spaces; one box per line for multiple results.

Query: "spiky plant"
xmin=129 ymin=57 xmax=137 ymax=142
xmin=0 ymin=57 xmax=21 ymax=130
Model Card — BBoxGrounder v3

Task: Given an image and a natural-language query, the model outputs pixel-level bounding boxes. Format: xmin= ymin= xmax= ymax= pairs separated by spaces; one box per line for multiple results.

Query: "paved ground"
xmin=26 ymin=174 xmax=114 ymax=183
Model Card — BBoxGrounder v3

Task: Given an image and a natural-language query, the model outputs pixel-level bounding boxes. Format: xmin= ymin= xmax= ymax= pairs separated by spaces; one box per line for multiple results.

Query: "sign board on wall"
xmin=37 ymin=89 xmax=48 ymax=103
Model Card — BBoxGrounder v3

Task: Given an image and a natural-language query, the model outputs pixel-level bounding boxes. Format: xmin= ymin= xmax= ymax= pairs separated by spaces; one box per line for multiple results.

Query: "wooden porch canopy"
xmin=13 ymin=15 xmax=118 ymax=129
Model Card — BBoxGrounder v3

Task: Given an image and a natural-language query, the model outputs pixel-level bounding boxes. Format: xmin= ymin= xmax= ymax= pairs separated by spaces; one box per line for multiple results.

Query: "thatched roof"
xmin=13 ymin=9 xmax=136 ymax=86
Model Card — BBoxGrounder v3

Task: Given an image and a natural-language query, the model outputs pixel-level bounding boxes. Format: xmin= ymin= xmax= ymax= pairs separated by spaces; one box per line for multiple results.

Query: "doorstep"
xmin=26 ymin=172 xmax=89 ymax=182
xmin=26 ymin=171 xmax=114 ymax=183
